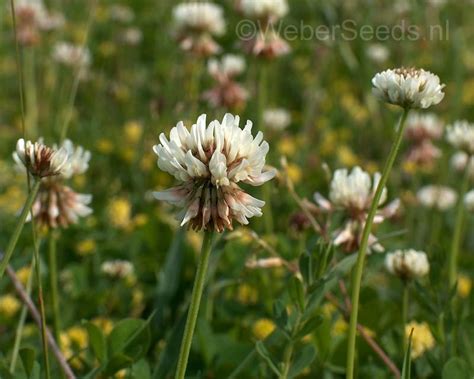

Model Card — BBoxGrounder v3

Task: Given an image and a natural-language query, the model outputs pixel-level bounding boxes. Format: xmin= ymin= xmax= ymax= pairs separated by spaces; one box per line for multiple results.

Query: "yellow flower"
xmin=457 ymin=274 xmax=472 ymax=298
xmin=252 ymin=318 xmax=276 ymax=340
xmin=321 ymin=302 xmax=336 ymax=318
xmin=124 ymin=121 xmax=143 ymax=144
xmin=0 ymin=186 xmax=24 ymax=215
xmin=236 ymin=283 xmax=258 ymax=304
xmin=115 ymin=369 xmax=128 ymax=378
xmin=76 ymin=239 xmax=97 ymax=256
xmin=337 ymin=145 xmax=359 ymax=166
xmin=16 ymin=265 xmax=32 ymax=286
xmin=0 ymin=295 xmax=21 ymax=318
xmin=405 ymin=321 xmax=435 ymax=359
xmin=121 ymin=148 xmax=135 ymax=163
xmin=278 ymin=137 xmax=297 ymax=156
xmin=286 ymin=163 xmax=302 ymax=184
xmin=140 ymin=154 xmax=154 ymax=172
xmin=133 ymin=213 xmax=148 ymax=228
xmin=96 ymin=139 xmax=114 ymax=154
xmin=92 ymin=317 xmax=114 ymax=335
xmin=108 ymin=197 xmax=132 ymax=229
xmin=67 ymin=326 xmax=88 ymax=349
xmin=402 ymin=161 xmax=418 ymax=175
xmin=332 ymin=317 xmax=348 ymax=337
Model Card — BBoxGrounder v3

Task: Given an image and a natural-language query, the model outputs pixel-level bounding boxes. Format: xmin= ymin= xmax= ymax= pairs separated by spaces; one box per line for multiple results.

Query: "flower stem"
xmin=0 ymin=179 xmax=41 ymax=279
xmin=175 ymin=230 xmax=214 ymax=379
xmin=10 ymin=257 xmax=35 ymax=372
xmin=48 ymin=232 xmax=61 ymax=342
xmin=279 ymin=314 xmax=301 ymax=379
xmin=346 ymin=108 xmax=409 ymax=379
xmin=448 ymin=160 xmax=471 ymax=287
xmin=402 ymin=284 xmax=409 ymax=348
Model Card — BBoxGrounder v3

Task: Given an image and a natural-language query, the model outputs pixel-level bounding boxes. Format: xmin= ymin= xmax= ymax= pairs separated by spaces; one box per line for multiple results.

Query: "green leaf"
xmin=288 ymin=276 xmax=305 ymax=311
xmin=295 ymin=315 xmax=324 ymax=340
xmin=299 ymin=252 xmax=312 ymax=285
xmin=107 ymin=318 xmax=151 ymax=361
xmin=84 ymin=321 xmax=108 ymax=363
xmin=255 ymin=341 xmax=281 ymax=377
xmin=288 ymin=345 xmax=316 ymax=378
xmin=273 ymin=299 xmax=289 ymax=331
xmin=131 ymin=359 xmax=152 ymax=379
xmin=442 ymin=357 xmax=470 ymax=379
xmin=104 ymin=353 xmax=134 ymax=376
xmin=19 ymin=347 xmax=36 ymax=377
xmin=401 ymin=329 xmax=413 ymax=379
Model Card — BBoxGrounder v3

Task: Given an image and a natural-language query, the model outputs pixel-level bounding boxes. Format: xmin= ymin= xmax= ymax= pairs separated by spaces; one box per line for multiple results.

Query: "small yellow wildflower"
xmin=286 ymin=163 xmax=302 ymax=184
xmin=124 ymin=121 xmax=143 ymax=144
xmin=236 ymin=283 xmax=258 ymax=304
xmin=115 ymin=369 xmax=128 ymax=379
xmin=338 ymin=145 xmax=359 ymax=166
xmin=16 ymin=265 xmax=32 ymax=286
xmin=253 ymin=318 xmax=276 ymax=340
xmin=67 ymin=326 xmax=88 ymax=349
xmin=96 ymin=139 xmax=114 ymax=154
xmin=0 ymin=295 xmax=21 ymax=318
xmin=405 ymin=321 xmax=435 ymax=359
xmin=332 ymin=317 xmax=348 ymax=337
xmin=278 ymin=137 xmax=297 ymax=156
xmin=457 ymin=274 xmax=472 ymax=298
xmin=92 ymin=317 xmax=114 ymax=335
xmin=76 ymin=239 xmax=97 ymax=256
xmin=133 ymin=213 xmax=148 ymax=227
xmin=108 ymin=197 xmax=132 ymax=229
xmin=321 ymin=302 xmax=336 ymax=318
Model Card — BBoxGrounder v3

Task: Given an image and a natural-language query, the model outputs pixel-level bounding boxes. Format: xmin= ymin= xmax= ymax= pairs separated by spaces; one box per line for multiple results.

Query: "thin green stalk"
xmin=48 ymin=232 xmax=61 ymax=342
xmin=346 ymin=108 xmax=410 ymax=379
xmin=32 ymin=225 xmax=51 ymax=379
xmin=402 ymin=284 xmax=409 ymax=348
xmin=448 ymin=160 xmax=471 ymax=287
xmin=10 ymin=257 xmax=35 ymax=372
xmin=24 ymin=48 xmax=38 ymax=134
xmin=257 ymin=64 xmax=273 ymax=234
xmin=0 ymin=180 xmax=41 ymax=278
xmin=280 ymin=315 xmax=301 ymax=379
xmin=175 ymin=231 xmax=214 ymax=379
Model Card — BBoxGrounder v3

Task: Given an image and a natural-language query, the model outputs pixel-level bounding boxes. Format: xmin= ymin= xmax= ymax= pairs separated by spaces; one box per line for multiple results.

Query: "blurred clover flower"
xmin=14 ymin=139 xmax=92 ymax=230
xmin=385 ymin=249 xmax=429 ymax=280
xmin=101 ymin=259 xmax=134 ymax=279
xmin=314 ymin=166 xmax=399 ymax=253
xmin=446 ymin=120 xmax=474 ymax=155
xmin=263 ymin=108 xmax=291 ymax=131
xmin=172 ymin=2 xmax=225 ymax=57
xmin=52 ymin=42 xmax=91 ymax=70
xmin=14 ymin=138 xmax=69 ymax=178
xmin=372 ymin=67 xmax=445 ymax=109
xmin=366 ymin=43 xmax=389 ymax=64
xmin=464 ymin=190 xmax=474 ymax=212
xmin=451 ymin=151 xmax=474 ymax=179
xmin=203 ymin=55 xmax=248 ymax=110
xmin=405 ymin=321 xmax=435 ymax=359
xmin=153 ymin=113 xmax=275 ymax=232
xmin=417 ymin=185 xmax=457 ymax=211
xmin=239 ymin=0 xmax=288 ymax=22
xmin=404 ymin=112 xmax=443 ymax=168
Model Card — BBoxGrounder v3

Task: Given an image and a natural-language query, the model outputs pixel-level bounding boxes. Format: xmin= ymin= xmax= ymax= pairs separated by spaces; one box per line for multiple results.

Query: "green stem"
xmin=346 ymin=108 xmax=410 ymax=379
xmin=10 ymin=257 xmax=35 ymax=372
xmin=175 ymin=231 xmax=214 ymax=379
xmin=48 ymin=232 xmax=61 ymax=342
xmin=32 ymin=229 xmax=51 ymax=379
xmin=448 ymin=160 xmax=471 ymax=287
xmin=0 ymin=180 xmax=41 ymax=279
xmin=280 ymin=315 xmax=301 ymax=379
xmin=24 ymin=48 xmax=38 ymax=135
xmin=257 ymin=64 xmax=273 ymax=234
xmin=402 ymin=284 xmax=409 ymax=348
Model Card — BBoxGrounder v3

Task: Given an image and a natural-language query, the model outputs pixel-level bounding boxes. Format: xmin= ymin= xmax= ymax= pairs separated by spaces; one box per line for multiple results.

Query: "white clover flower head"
xmin=15 ymin=138 xmax=69 ymax=178
xmin=451 ymin=151 xmax=474 ymax=179
xmin=385 ymin=249 xmax=429 ymax=280
xmin=173 ymin=2 xmax=225 ymax=36
xmin=446 ymin=120 xmax=474 ymax=155
xmin=109 ymin=4 xmax=135 ymax=23
xmin=101 ymin=260 xmax=134 ymax=279
xmin=58 ymin=139 xmax=91 ymax=179
xmin=405 ymin=112 xmax=443 ymax=141
xmin=240 ymin=0 xmax=289 ymax=21
xmin=464 ymin=190 xmax=474 ymax=212
xmin=208 ymin=54 xmax=246 ymax=79
xmin=153 ymin=113 xmax=275 ymax=232
xmin=52 ymin=42 xmax=91 ymax=68
xmin=417 ymin=185 xmax=457 ymax=211
xmin=263 ymin=108 xmax=291 ymax=131
xmin=366 ymin=43 xmax=389 ymax=64
xmin=372 ymin=67 xmax=445 ymax=109
xmin=329 ymin=166 xmax=387 ymax=212
xmin=27 ymin=183 xmax=92 ymax=229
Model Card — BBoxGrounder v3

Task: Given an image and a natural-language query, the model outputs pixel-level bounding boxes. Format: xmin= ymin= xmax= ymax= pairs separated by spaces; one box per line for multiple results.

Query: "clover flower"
xmin=385 ymin=249 xmax=429 ymax=280
xmin=15 ymin=138 xmax=69 ymax=178
xmin=464 ymin=190 xmax=474 ymax=212
xmin=314 ymin=166 xmax=400 ymax=253
xmin=101 ymin=259 xmax=134 ymax=279
xmin=243 ymin=30 xmax=290 ymax=59
xmin=372 ymin=67 xmax=445 ymax=109
xmin=446 ymin=120 xmax=474 ymax=155
xmin=153 ymin=113 xmax=275 ymax=232
xmin=172 ymin=2 xmax=225 ymax=57
xmin=263 ymin=108 xmax=291 ymax=131
xmin=417 ymin=185 xmax=457 ymax=211
xmin=239 ymin=0 xmax=288 ymax=23
xmin=53 ymin=42 xmax=91 ymax=69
